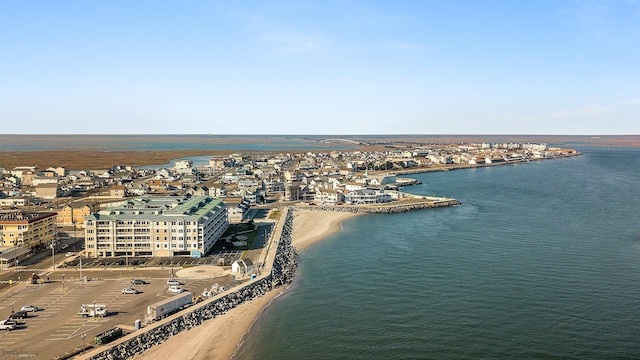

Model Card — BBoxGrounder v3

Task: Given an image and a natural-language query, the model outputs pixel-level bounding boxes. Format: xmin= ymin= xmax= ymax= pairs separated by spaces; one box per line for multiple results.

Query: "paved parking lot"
xmin=0 ymin=223 xmax=270 ymax=359
xmin=59 ymin=251 xmax=243 ymax=269
xmin=0 ymin=269 xmax=234 ymax=360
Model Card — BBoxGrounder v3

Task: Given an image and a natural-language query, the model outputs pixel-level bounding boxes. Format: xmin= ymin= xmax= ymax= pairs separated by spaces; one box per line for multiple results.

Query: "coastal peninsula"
xmin=0 ymin=136 xmax=581 ymax=360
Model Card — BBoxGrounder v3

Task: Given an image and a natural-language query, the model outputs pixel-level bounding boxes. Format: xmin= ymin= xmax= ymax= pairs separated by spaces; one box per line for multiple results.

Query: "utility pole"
xmin=51 ymin=243 xmax=55 ymax=270
xmin=76 ymin=220 xmax=83 ymax=281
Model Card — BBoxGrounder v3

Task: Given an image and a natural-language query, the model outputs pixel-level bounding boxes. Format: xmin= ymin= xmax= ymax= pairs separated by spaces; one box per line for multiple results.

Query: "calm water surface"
xmin=236 ymin=147 xmax=640 ymax=359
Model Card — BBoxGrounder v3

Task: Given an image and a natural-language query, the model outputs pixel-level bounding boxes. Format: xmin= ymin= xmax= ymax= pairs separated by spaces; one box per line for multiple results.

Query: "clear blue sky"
xmin=1 ymin=0 xmax=639 ymax=135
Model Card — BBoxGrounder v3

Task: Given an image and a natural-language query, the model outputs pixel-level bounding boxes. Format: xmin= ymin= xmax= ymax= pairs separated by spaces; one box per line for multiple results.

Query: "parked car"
xmin=0 ymin=319 xmax=16 ymax=331
xmin=130 ymin=279 xmax=146 ymax=285
xmin=121 ymin=287 xmax=138 ymax=294
xmin=65 ymin=252 xmax=75 ymax=257
xmin=20 ymin=305 xmax=40 ymax=312
xmin=168 ymin=286 xmax=184 ymax=293
xmin=167 ymin=279 xmax=184 ymax=286
xmin=9 ymin=311 xmax=28 ymax=319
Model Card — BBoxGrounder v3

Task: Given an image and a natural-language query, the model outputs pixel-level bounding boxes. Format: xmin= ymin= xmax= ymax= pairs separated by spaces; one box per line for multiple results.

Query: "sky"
xmin=1 ymin=0 xmax=639 ymax=135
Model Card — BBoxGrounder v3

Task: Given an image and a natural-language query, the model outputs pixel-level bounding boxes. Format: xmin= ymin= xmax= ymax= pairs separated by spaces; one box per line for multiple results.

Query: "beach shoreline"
xmin=132 ymin=209 xmax=359 ymax=360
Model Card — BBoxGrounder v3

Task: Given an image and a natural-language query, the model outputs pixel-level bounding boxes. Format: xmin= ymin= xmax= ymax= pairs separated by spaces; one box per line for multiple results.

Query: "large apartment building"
xmin=84 ymin=195 xmax=228 ymax=258
xmin=0 ymin=210 xmax=57 ymax=249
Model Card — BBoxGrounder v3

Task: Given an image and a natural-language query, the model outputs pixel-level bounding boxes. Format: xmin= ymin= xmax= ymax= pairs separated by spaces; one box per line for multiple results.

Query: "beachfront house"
xmin=314 ymin=189 xmax=344 ymax=205
xmin=344 ymin=189 xmax=392 ymax=205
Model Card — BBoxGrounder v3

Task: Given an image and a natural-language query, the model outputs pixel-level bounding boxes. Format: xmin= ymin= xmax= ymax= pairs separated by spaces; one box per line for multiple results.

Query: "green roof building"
xmin=84 ymin=195 xmax=228 ymax=258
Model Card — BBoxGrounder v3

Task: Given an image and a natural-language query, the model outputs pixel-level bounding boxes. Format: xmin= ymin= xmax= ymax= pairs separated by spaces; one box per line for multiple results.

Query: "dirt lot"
xmin=0 ymin=269 xmax=234 ymax=360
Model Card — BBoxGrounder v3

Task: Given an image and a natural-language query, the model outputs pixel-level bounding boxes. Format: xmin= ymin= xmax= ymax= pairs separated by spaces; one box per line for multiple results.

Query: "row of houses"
xmin=0 ymin=143 xmax=566 ymax=207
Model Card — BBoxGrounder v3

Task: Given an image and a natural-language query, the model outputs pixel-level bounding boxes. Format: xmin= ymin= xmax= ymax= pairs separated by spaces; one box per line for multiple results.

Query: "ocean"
xmin=235 ymin=146 xmax=640 ymax=359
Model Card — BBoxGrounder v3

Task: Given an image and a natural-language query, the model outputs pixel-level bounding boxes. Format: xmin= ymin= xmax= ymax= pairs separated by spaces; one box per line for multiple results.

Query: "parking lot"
xmin=59 ymin=251 xmax=243 ymax=269
xmin=0 ymin=221 xmax=271 ymax=359
xmin=0 ymin=269 xmax=235 ymax=360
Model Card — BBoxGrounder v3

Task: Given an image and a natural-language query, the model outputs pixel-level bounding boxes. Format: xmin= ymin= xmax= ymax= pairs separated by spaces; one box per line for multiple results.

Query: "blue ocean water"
xmin=235 ymin=147 xmax=640 ymax=359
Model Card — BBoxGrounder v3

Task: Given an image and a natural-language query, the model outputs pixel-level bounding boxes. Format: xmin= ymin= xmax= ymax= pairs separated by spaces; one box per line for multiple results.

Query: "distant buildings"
xmin=0 ymin=140 xmax=575 ymax=261
xmin=84 ymin=195 xmax=228 ymax=258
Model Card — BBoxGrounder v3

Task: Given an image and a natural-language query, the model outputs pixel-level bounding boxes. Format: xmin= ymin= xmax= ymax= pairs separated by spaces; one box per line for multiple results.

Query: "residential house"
xmin=109 ymin=185 xmax=127 ymax=198
xmin=345 ymin=189 xmax=392 ymax=205
xmin=34 ymin=183 xmax=60 ymax=199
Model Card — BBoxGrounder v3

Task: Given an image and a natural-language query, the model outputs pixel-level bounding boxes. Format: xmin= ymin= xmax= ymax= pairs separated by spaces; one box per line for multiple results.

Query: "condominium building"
xmin=56 ymin=204 xmax=93 ymax=227
xmin=84 ymin=195 xmax=228 ymax=258
xmin=0 ymin=210 xmax=57 ymax=249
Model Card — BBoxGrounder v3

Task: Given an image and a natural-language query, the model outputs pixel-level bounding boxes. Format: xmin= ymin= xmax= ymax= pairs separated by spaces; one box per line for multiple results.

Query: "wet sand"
xmin=133 ymin=209 xmax=359 ymax=360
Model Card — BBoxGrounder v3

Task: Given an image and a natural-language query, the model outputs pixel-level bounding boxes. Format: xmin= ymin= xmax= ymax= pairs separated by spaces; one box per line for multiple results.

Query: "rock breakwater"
xmin=296 ymin=199 xmax=460 ymax=214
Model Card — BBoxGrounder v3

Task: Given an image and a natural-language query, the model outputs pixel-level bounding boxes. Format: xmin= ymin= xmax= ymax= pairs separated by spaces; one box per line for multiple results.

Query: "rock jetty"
xmin=296 ymin=199 xmax=460 ymax=214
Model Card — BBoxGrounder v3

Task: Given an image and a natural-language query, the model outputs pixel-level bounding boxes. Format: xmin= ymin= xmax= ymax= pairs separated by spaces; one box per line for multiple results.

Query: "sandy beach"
xmin=133 ymin=209 xmax=359 ymax=360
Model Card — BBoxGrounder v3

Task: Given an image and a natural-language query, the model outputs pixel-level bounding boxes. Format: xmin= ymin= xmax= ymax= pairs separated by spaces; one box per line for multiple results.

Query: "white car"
xmin=21 ymin=305 xmax=40 ymax=312
xmin=168 ymin=285 xmax=184 ymax=293
xmin=121 ymin=287 xmax=138 ymax=294
xmin=167 ymin=279 xmax=184 ymax=286
xmin=0 ymin=319 xmax=16 ymax=331
xmin=65 ymin=252 xmax=75 ymax=257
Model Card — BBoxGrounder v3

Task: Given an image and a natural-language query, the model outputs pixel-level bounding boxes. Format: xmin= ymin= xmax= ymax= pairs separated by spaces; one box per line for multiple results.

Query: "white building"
xmin=232 ymin=258 xmax=254 ymax=275
xmin=314 ymin=189 xmax=343 ymax=204
xmin=345 ymin=189 xmax=392 ymax=205
xmin=84 ymin=195 xmax=228 ymax=258
xmin=174 ymin=160 xmax=193 ymax=170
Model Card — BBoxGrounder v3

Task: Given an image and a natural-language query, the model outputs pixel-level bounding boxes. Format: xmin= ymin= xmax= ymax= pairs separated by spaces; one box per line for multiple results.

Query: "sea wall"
xmin=86 ymin=211 xmax=298 ymax=360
